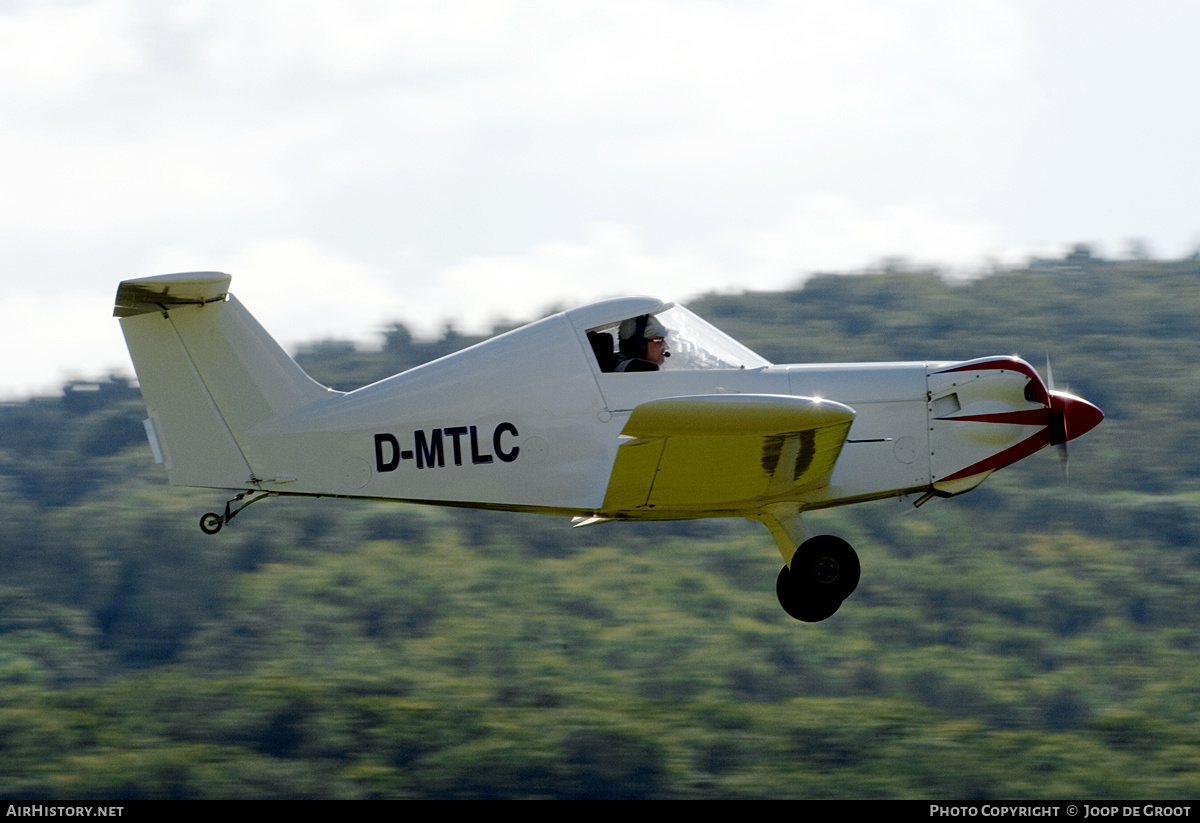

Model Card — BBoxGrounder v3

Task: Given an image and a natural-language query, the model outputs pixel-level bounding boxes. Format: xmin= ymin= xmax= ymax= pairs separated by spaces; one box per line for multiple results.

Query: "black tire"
xmin=776 ymin=564 xmax=843 ymax=622
xmin=199 ymin=512 xmax=223 ymax=535
xmin=792 ymin=535 xmax=860 ymax=601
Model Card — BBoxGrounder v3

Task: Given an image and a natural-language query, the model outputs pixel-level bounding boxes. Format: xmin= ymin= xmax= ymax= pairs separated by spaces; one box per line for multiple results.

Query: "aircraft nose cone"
xmin=1049 ymin=391 xmax=1104 ymax=445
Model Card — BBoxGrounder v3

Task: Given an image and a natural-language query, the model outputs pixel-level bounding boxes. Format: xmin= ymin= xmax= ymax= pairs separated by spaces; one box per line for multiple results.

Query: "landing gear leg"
xmin=198 ymin=491 xmax=274 ymax=535
xmin=775 ymin=535 xmax=861 ymax=622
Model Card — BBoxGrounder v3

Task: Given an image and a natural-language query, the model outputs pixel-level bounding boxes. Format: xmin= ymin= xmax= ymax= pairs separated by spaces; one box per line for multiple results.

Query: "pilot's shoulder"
xmin=613 ymin=356 xmax=659 ymax=373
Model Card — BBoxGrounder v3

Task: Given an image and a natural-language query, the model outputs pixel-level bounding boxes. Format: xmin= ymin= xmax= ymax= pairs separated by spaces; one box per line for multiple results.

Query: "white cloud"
xmin=0 ymin=0 xmax=141 ymax=100
xmin=729 ymin=196 xmax=1006 ymax=285
xmin=0 ymin=0 xmax=1032 ymax=239
xmin=422 ymin=222 xmax=729 ymax=330
xmin=0 ymin=123 xmax=300 ymax=238
xmin=143 ymin=237 xmax=410 ymax=346
xmin=0 ymin=287 xmax=130 ymax=400
xmin=6 ymin=1 xmax=1195 ymax=396
xmin=403 ymin=201 xmax=1007 ymax=339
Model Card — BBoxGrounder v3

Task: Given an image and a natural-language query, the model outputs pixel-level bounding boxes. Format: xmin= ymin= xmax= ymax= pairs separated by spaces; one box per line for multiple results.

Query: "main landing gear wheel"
xmin=776 ymin=535 xmax=861 ymax=622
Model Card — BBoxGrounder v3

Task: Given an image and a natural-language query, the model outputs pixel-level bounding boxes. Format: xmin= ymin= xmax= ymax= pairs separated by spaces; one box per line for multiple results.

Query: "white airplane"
xmin=114 ymin=272 xmax=1103 ymax=622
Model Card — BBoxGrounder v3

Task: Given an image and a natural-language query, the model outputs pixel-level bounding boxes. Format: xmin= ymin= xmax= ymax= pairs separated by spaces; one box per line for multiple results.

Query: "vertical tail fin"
xmin=115 ymin=272 xmax=337 ymax=489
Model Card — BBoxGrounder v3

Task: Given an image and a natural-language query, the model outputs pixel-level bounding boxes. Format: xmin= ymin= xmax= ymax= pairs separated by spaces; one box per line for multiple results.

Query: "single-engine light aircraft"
xmin=114 ymin=272 xmax=1103 ymax=622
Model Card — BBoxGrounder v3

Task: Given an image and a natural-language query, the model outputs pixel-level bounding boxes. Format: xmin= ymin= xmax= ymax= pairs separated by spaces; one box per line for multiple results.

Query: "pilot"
xmin=614 ymin=314 xmax=669 ymax=372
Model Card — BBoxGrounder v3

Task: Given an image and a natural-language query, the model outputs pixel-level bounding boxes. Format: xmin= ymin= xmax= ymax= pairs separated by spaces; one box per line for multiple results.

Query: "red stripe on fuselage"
xmin=937 ymin=408 xmax=1049 ymax=426
xmin=932 ymin=357 xmax=1049 ymax=405
xmin=936 ymin=428 xmax=1052 ymax=483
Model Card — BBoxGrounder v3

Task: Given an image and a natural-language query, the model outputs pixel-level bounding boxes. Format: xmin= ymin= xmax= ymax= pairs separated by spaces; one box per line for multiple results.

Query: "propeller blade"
xmin=1043 ymin=354 xmax=1103 ymax=481
xmin=1043 ymin=354 xmax=1069 ymax=477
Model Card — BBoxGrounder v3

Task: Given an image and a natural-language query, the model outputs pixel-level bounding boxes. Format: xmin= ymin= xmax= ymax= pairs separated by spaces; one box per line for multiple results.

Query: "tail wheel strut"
xmin=198 ymin=491 xmax=274 ymax=535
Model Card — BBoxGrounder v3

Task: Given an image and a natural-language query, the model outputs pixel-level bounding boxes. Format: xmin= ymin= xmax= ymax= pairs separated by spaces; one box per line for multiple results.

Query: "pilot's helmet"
xmin=618 ymin=314 xmax=667 ymax=343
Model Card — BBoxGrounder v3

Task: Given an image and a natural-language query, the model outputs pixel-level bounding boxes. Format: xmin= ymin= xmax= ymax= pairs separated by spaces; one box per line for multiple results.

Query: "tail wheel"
xmin=199 ymin=512 xmax=224 ymax=535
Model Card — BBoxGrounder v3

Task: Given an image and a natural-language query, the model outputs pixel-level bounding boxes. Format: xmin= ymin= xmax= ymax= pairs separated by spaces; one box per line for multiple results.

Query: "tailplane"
xmin=115 ymin=272 xmax=337 ymax=489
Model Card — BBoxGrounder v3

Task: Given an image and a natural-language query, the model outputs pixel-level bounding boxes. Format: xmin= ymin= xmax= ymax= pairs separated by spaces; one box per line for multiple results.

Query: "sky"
xmin=3 ymin=0 xmax=1198 ymax=398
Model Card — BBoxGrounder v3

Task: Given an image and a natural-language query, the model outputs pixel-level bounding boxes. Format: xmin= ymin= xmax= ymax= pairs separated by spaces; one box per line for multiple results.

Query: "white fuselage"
xmin=236 ymin=326 xmax=1029 ymax=519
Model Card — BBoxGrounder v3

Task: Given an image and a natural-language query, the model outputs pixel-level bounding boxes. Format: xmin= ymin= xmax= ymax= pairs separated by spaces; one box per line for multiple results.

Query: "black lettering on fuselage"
xmin=444 ymin=426 xmax=468 ymax=465
xmin=375 ymin=433 xmax=400 ymax=472
xmin=415 ymin=428 xmax=444 ymax=469
xmin=374 ymin=423 xmax=520 ymax=472
xmin=494 ymin=422 xmax=520 ymax=463
xmin=470 ymin=425 xmax=493 ymax=464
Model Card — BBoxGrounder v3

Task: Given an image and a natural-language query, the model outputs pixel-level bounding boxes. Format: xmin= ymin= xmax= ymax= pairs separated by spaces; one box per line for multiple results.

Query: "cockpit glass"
xmin=654 ymin=306 xmax=771 ymax=370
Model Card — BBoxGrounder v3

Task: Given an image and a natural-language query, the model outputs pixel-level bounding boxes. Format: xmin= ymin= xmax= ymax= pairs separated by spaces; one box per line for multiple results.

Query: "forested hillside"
xmin=2 ymin=251 xmax=1198 ymax=798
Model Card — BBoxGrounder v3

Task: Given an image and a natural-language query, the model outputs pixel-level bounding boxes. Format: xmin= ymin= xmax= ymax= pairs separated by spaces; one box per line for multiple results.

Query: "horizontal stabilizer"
xmin=603 ymin=394 xmax=855 ymax=512
xmin=113 ymin=272 xmax=232 ymax=317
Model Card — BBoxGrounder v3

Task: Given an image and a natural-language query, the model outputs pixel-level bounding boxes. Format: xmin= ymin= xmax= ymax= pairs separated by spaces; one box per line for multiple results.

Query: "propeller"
xmin=1043 ymin=354 xmax=1104 ymax=479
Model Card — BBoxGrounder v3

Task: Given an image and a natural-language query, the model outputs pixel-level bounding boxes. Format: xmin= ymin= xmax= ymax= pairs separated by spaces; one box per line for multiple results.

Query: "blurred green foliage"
xmin=2 ymin=252 xmax=1199 ymax=797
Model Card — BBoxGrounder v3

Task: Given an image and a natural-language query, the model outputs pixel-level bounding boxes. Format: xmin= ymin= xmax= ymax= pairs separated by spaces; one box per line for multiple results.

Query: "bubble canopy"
xmin=579 ymin=300 xmax=771 ymax=371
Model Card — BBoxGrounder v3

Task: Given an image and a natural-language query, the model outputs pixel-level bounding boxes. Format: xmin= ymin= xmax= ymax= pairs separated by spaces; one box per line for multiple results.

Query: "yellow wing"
xmin=602 ymin=394 xmax=855 ymax=512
